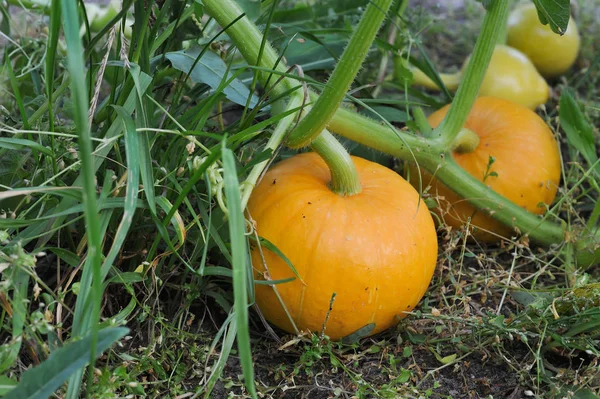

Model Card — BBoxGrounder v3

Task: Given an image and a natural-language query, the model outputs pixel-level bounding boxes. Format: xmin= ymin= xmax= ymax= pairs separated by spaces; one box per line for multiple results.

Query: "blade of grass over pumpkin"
xmin=254 ymin=237 xmax=302 ymax=283
xmin=59 ymin=0 xmax=104 ymax=395
xmin=5 ymin=327 xmax=129 ymax=399
xmin=222 ymin=144 xmax=257 ymax=399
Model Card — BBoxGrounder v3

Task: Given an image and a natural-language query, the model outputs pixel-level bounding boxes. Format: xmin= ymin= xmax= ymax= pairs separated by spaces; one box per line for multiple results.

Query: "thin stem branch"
xmin=201 ymin=0 xmax=292 ymax=98
xmin=437 ymin=1 xmax=510 ymax=145
xmin=285 ymin=0 xmax=394 ymax=148
xmin=496 ymin=0 xmax=514 ymax=45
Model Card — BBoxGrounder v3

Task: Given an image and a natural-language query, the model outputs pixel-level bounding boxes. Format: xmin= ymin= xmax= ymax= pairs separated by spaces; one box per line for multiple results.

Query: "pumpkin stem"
xmin=413 ymin=107 xmax=434 ymax=137
xmin=310 ymin=131 xmax=362 ymax=196
xmin=451 ymin=128 xmax=480 ymax=154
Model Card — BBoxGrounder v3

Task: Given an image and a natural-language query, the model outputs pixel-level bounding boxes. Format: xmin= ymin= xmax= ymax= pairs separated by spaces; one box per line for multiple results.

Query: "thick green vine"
xmin=435 ymin=0 xmax=509 ymax=146
xmin=284 ymin=0 xmax=394 ymax=148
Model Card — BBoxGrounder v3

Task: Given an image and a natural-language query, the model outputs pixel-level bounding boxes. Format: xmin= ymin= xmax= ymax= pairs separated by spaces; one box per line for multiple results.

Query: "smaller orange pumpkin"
xmin=413 ymin=97 xmax=561 ymax=241
xmin=248 ymin=153 xmax=438 ymax=340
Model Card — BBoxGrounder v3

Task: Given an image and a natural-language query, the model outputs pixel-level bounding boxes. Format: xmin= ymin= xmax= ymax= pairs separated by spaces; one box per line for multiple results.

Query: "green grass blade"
xmin=0 ymin=259 xmax=30 ymax=373
xmin=222 ymin=144 xmax=257 ymax=399
xmin=0 ymin=186 xmax=81 ymax=201
xmin=100 ymin=106 xmax=141 ymax=277
xmin=203 ymin=316 xmax=237 ymax=398
xmin=59 ymin=0 xmax=103 ymax=396
xmin=150 ymin=5 xmax=194 ymax=54
xmin=45 ymin=0 xmax=61 ymax=135
xmin=19 ymin=75 xmax=151 ymax=249
xmin=0 ymin=375 xmax=17 ymax=396
xmin=5 ymin=327 xmax=129 ymax=399
xmin=0 ymin=198 xmax=143 ymax=229
xmin=5 ymin=60 xmax=30 ymax=131
xmin=559 ymin=89 xmax=599 ymax=176
xmin=130 ymin=65 xmax=156 ymax=215
xmin=0 ymin=138 xmax=54 ymax=157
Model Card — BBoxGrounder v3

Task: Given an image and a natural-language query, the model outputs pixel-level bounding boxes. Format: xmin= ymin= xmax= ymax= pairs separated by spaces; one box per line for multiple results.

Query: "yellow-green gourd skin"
xmin=461 ymin=45 xmax=549 ymax=110
xmin=410 ymin=45 xmax=550 ymax=110
xmin=507 ymin=3 xmax=580 ymax=78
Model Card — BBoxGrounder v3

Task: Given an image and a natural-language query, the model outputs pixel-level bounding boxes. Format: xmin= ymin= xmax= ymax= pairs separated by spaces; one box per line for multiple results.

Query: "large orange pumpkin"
xmin=247 ymin=153 xmax=438 ymax=340
xmin=415 ymin=96 xmax=561 ymax=241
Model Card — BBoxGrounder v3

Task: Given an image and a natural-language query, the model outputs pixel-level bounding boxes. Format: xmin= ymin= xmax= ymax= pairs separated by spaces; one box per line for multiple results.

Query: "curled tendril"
xmin=193 ymin=155 xmax=255 ymax=220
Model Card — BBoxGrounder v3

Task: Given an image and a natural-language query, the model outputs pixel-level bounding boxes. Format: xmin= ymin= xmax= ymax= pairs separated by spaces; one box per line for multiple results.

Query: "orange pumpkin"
xmin=248 ymin=153 xmax=438 ymax=340
xmin=415 ymin=97 xmax=561 ymax=241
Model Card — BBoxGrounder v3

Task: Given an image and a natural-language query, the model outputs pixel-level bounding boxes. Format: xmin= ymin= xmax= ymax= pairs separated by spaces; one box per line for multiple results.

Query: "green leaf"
xmin=236 ymin=0 xmax=260 ymax=21
xmin=282 ymin=34 xmax=346 ymax=72
xmin=532 ymin=0 xmax=571 ymax=34
xmin=438 ymin=353 xmax=457 ymax=365
xmin=559 ymin=386 xmax=600 ymax=399
xmin=407 ymin=42 xmax=453 ymax=102
xmin=362 ymin=106 xmax=408 ymax=124
xmin=0 ymin=186 xmax=81 ymax=201
xmin=5 ymin=327 xmax=129 ymax=399
xmin=105 ymin=272 xmax=145 ymax=285
xmin=165 ymin=48 xmax=259 ymax=108
xmin=222 ymin=144 xmax=257 ymax=399
xmin=255 ymin=236 xmax=302 ymax=283
xmin=559 ymin=89 xmax=598 ymax=175
xmin=128 ymin=66 xmax=156 ymax=216
xmin=341 ymin=323 xmax=376 ymax=344
xmin=0 ymin=375 xmax=17 ymax=396
xmin=194 ymin=0 xmax=204 ymax=17
xmin=0 ymin=138 xmax=53 ymax=157
xmin=101 ymin=106 xmax=142 ymax=278
xmin=0 ymin=262 xmax=30 ymax=373
xmin=45 ymin=248 xmax=81 ymax=268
